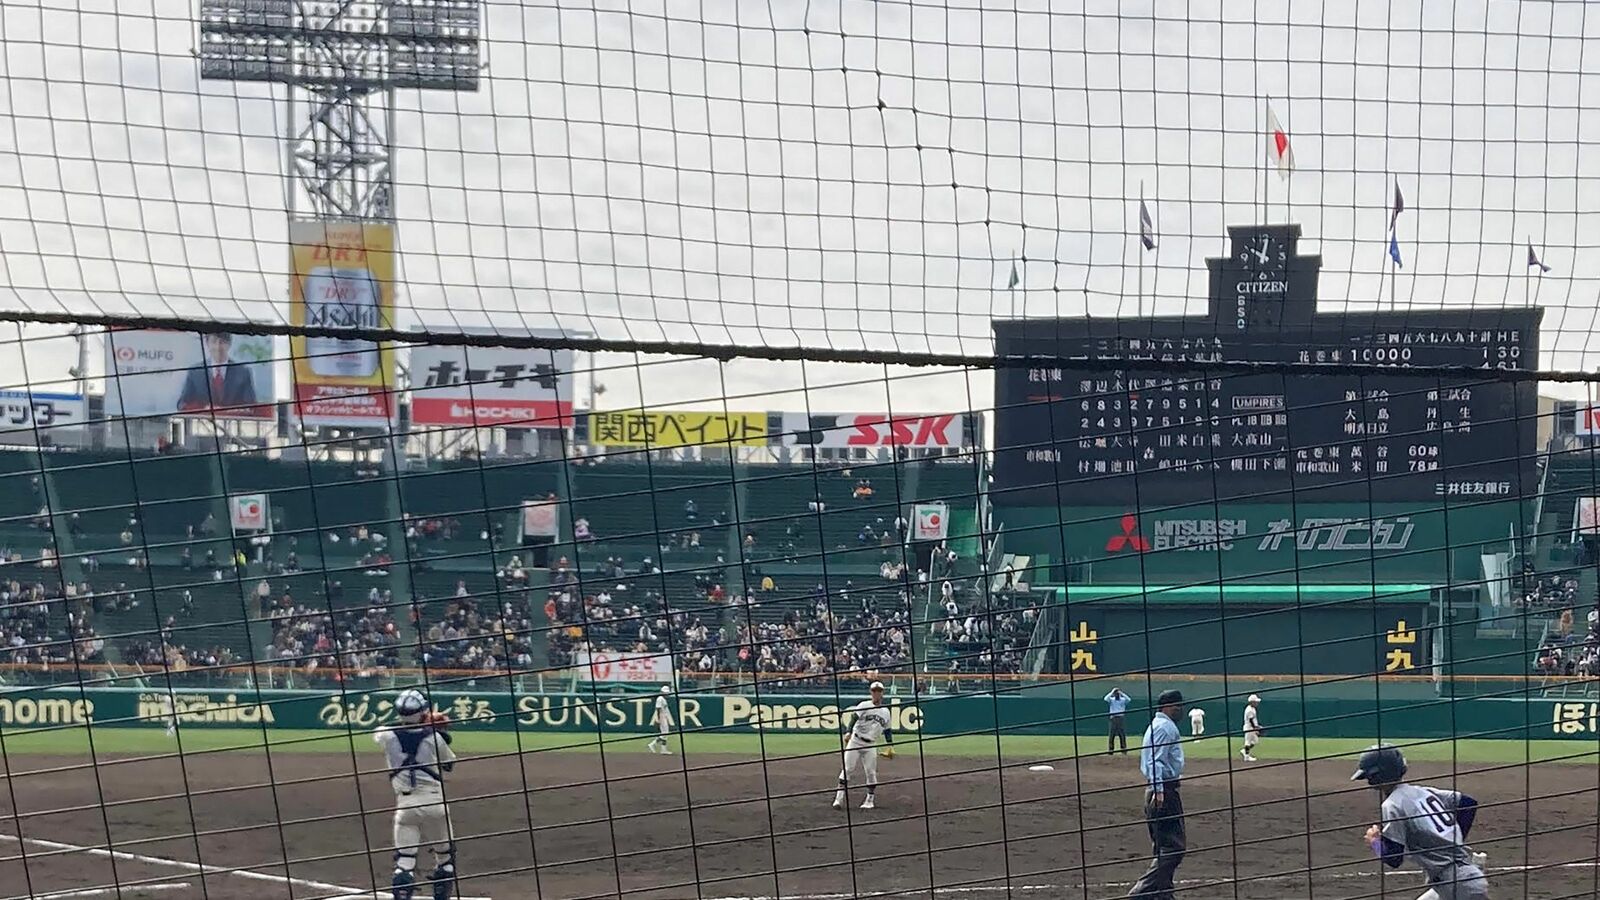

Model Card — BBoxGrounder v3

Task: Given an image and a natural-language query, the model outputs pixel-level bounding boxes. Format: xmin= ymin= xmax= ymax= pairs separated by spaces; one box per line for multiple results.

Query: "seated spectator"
xmin=574 ymin=517 xmax=594 ymax=540
xmin=684 ymin=499 xmax=698 ymax=521
xmin=853 ymin=478 xmax=874 ymax=499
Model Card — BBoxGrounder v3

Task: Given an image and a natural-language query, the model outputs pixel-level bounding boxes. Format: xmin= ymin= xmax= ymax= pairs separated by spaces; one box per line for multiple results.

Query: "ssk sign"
xmin=409 ymin=345 xmax=575 ymax=428
xmin=781 ymin=412 xmax=967 ymax=449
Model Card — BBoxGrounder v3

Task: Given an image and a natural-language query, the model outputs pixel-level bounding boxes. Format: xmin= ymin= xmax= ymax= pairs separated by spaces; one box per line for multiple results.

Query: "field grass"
xmin=0 ymin=726 xmax=1595 ymax=769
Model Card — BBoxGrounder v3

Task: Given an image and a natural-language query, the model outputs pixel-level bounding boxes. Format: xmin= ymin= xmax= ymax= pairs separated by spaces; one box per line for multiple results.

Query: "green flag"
xmin=1007 ymin=261 xmax=1020 ymax=289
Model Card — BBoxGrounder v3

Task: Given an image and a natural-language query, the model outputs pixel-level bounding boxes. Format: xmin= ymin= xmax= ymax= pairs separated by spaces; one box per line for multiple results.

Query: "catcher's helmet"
xmin=1350 ymin=744 xmax=1407 ymax=785
xmin=395 ymin=689 xmax=431 ymax=720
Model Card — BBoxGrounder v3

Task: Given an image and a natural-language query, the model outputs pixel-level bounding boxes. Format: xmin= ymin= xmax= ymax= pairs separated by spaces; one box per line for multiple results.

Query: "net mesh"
xmin=1 ymin=3 xmax=1599 ymax=900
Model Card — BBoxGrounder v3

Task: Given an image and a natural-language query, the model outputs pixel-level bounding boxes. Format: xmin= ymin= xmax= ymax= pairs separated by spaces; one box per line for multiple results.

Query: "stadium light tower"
xmin=198 ymin=0 xmax=481 ymax=221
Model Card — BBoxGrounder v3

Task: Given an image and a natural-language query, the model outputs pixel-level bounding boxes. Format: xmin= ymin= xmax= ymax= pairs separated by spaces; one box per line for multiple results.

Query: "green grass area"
xmin=0 ymin=727 xmax=1595 ymax=768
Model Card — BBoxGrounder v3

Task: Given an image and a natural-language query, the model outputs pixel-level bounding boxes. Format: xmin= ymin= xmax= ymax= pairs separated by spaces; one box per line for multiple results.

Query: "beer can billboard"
xmin=289 ymin=221 xmax=397 ymax=427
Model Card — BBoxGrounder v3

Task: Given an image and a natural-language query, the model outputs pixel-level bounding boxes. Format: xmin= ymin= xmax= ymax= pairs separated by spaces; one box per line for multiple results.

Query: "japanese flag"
xmin=1266 ymin=103 xmax=1293 ymax=179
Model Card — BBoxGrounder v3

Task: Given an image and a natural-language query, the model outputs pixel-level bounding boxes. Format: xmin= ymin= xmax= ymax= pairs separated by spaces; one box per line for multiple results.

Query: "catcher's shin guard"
xmin=430 ymin=843 xmax=457 ymax=900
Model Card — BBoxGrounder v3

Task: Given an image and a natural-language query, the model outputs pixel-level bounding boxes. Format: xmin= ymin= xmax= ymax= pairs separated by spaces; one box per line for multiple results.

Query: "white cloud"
xmin=2 ymin=0 xmax=1598 ymax=408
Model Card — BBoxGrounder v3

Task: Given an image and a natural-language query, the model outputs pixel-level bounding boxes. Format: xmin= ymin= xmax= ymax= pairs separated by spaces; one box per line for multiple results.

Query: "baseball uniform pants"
xmin=1108 ymin=715 xmax=1127 ymax=754
xmin=1128 ymin=781 xmax=1185 ymax=900
xmin=839 ymin=740 xmax=879 ymax=786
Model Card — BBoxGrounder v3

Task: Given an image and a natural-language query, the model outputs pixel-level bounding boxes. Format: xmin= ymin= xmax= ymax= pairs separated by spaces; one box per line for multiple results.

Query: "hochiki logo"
xmin=1104 ymin=514 xmax=1151 ymax=552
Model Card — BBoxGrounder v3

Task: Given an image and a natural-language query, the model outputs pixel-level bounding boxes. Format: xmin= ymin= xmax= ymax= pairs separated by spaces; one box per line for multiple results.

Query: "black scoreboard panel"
xmin=992 ymin=224 xmax=1544 ymax=505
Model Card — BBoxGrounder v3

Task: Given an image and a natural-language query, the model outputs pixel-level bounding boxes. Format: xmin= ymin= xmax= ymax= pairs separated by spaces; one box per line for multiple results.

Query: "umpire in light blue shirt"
xmin=1129 ymin=689 xmax=1187 ymax=900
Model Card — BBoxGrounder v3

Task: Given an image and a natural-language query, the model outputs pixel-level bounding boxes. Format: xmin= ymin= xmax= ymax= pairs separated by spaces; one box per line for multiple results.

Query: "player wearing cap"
xmin=833 ymin=681 xmax=895 ymax=811
xmin=1240 ymin=694 xmax=1264 ymax=762
xmin=646 ymin=684 xmax=676 ymax=755
xmin=1352 ymin=744 xmax=1490 ymax=899
xmin=374 ymin=688 xmax=458 ymax=900
xmin=1129 ymin=689 xmax=1186 ymax=900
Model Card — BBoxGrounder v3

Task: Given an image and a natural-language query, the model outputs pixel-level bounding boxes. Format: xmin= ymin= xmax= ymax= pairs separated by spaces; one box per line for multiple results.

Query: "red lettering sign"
xmin=846 ymin=414 xmax=958 ymax=447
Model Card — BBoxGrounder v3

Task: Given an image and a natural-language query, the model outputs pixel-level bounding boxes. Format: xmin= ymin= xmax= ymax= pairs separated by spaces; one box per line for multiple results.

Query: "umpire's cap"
xmin=1351 ymin=744 xmax=1408 ymax=785
xmin=1155 ymin=689 xmax=1184 ymax=707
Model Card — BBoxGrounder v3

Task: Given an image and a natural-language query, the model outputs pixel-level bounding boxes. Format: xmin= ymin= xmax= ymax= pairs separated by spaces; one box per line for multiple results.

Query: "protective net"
xmin=2 ymin=3 xmax=1600 ymax=900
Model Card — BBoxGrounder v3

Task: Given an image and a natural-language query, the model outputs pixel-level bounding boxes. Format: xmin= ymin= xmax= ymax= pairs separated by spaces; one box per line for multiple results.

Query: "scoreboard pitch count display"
xmin=992 ymin=224 xmax=1543 ymax=505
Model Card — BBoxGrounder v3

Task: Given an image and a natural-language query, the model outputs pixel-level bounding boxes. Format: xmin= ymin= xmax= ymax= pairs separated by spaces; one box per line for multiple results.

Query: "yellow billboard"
xmin=589 ymin=410 xmax=768 ymax=448
xmin=289 ymin=221 xmax=397 ymax=427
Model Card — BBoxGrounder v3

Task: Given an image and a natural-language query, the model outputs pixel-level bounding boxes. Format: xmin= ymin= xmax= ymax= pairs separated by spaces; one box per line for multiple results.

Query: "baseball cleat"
xmin=860 ymin=795 xmax=875 ymax=810
xmin=832 ymin=792 xmax=846 ymax=810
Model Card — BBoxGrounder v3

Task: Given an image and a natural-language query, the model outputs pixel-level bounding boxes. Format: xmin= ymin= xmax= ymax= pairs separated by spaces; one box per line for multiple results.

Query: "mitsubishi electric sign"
xmin=1103 ymin=514 xmax=1417 ymax=554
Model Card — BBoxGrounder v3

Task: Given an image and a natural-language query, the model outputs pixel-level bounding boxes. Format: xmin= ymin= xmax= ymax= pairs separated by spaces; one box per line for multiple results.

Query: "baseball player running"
xmin=833 ymin=680 xmax=895 ymax=810
xmin=1240 ymin=694 xmax=1263 ymax=761
xmin=375 ymin=689 xmax=458 ymax=900
xmin=646 ymin=684 xmax=675 ymax=754
xmin=1352 ymin=744 xmax=1490 ymax=899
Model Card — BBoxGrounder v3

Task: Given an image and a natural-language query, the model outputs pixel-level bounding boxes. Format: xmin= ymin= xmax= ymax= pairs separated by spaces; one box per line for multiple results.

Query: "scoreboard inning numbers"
xmin=992 ymin=224 xmax=1543 ymax=505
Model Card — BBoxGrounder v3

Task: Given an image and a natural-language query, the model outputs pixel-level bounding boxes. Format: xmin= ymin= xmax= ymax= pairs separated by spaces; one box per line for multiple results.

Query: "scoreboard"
xmin=993 ymin=224 xmax=1543 ymax=505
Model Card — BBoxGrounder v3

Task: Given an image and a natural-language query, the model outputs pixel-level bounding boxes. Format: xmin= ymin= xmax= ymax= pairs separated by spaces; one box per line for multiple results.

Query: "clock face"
xmin=1238 ymin=234 xmax=1288 ymax=269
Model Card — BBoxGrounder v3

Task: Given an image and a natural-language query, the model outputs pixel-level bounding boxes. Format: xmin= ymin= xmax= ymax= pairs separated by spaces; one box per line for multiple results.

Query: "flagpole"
xmin=1388 ymin=175 xmax=1398 ymax=312
xmin=1263 ymin=96 xmax=1270 ymax=225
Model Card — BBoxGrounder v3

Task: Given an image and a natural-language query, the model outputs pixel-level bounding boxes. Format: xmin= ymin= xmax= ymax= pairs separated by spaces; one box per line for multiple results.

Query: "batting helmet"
xmin=395 ymin=689 xmax=431 ymax=721
xmin=1350 ymin=744 xmax=1407 ymax=785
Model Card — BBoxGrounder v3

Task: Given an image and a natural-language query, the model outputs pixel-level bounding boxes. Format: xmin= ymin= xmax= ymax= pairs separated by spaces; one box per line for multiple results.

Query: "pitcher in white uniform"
xmin=374 ymin=689 xmax=458 ymax=900
xmin=833 ymin=681 xmax=895 ymax=810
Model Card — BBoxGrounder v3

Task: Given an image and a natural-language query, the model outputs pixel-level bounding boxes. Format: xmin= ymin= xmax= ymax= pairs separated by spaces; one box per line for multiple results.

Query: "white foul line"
xmin=21 ymin=884 xmax=190 ymax=900
xmin=0 ymin=833 xmax=491 ymax=900
xmin=702 ymin=861 xmax=1600 ymax=900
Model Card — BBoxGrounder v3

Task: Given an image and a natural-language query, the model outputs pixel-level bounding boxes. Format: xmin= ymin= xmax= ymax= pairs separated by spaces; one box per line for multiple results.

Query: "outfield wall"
xmin=0 ymin=687 xmax=1595 ymax=743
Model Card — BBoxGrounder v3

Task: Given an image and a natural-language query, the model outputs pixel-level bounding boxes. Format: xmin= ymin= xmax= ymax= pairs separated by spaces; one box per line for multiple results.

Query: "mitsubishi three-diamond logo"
xmin=1105 ymin=514 xmax=1151 ymax=553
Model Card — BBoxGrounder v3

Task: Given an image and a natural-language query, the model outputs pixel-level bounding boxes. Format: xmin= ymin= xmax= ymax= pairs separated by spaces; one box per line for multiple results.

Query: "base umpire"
xmin=1129 ymin=689 xmax=1187 ymax=899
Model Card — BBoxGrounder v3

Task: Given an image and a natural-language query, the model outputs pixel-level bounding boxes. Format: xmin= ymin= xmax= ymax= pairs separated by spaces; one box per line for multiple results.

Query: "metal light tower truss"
xmin=198 ymin=0 xmax=480 ymax=221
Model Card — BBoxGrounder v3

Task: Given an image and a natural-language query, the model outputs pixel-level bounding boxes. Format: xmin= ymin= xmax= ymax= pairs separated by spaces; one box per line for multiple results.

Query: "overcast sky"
xmin=4 ymin=0 xmax=1600 ymax=410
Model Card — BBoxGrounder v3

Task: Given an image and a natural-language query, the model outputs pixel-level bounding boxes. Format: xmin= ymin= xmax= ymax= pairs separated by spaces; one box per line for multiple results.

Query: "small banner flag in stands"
xmin=912 ymin=502 xmax=950 ymax=541
xmin=229 ymin=493 xmax=270 ymax=532
xmin=1528 ymin=243 xmax=1551 ymax=273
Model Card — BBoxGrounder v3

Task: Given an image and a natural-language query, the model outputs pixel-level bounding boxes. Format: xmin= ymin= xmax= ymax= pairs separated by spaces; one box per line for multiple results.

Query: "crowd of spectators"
xmin=420 ymin=593 xmax=535 ymax=671
xmin=1517 ymin=567 xmax=1580 ymax=610
xmin=723 ymin=593 xmax=913 ymax=683
xmin=0 ymin=579 xmax=65 ymax=664
xmin=266 ymin=591 xmax=404 ymax=674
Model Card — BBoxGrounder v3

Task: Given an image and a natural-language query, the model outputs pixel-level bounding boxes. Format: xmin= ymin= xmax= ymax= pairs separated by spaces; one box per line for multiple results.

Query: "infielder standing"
xmin=646 ymin=684 xmax=675 ymax=754
xmin=1240 ymin=694 xmax=1263 ymax=762
xmin=375 ymin=689 xmax=458 ymax=900
xmin=1352 ymin=744 xmax=1489 ymax=899
xmin=1187 ymin=705 xmax=1204 ymax=737
xmin=833 ymin=680 xmax=895 ymax=811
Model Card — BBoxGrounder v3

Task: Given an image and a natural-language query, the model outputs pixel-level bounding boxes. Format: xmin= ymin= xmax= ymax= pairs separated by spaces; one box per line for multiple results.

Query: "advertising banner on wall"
xmin=1577 ymin=407 xmax=1600 ymax=436
xmin=229 ymin=493 xmax=271 ymax=532
xmin=780 ymin=412 xmax=967 ymax=449
xmin=911 ymin=502 xmax=950 ymax=541
xmin=106 ymin=330 xmax=277 ymax=420
xmin=410 ymin=345 xmax=574 ymax=428
xmin=574 ymin=650 xmax=673 ymax=684
xmin=289 ymin=221 xmax=396 ymax=427
xmin=588 ymin=410 xmax=768 ymax=448
xmin=520 ymin=498 xmax=560 ymax=540
xmin=0 ymin=390 xmax=87 ymax=440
